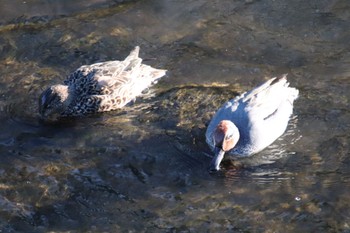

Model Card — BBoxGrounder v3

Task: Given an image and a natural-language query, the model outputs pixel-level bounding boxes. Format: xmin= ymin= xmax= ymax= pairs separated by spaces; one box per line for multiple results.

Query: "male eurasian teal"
xmin=39 ymin=46 xmax=166 ymax=120
xmin=206 ymin=75 xmax=299 ymax=171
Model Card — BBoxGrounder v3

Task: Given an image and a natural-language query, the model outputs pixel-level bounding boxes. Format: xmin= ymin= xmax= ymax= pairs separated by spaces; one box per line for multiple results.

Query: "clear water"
xmin=0 ymin=0 xmax=349 ymax=232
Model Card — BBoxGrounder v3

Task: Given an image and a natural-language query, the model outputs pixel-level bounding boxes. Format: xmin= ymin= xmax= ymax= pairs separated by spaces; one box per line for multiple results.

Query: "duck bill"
xmin=209 ymin=149 xmax=225 ymax=171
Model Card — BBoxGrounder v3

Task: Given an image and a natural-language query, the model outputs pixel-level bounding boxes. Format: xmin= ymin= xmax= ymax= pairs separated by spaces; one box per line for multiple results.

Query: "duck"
xmin=39 ymin=46 xmax=166 ymax=120
xmin=205 ymin=75 xmax=299 ymax=171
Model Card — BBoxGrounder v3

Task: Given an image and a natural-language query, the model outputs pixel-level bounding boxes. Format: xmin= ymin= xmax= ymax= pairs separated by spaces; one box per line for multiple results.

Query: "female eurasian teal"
xmin=206 ymin=75 xmax=299 ymax=171
xmin=39 ymin=46 xmax=166 ymax=120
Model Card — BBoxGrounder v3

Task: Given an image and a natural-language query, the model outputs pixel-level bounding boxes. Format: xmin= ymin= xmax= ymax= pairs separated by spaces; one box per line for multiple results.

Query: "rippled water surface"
xmin=0 ymin=0 xmax=349 ymax=232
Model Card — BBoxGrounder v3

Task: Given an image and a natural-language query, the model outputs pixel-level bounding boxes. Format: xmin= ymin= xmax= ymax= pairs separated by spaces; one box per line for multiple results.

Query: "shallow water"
xmin=0 ymin=0 xmax=350 ymax=232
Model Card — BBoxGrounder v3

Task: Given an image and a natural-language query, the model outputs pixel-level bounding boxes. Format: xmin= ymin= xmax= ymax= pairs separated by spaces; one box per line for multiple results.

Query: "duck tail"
xmin=126 ymin=46 xmax=167 ymax=84
xmin=270 ymin=73 xmax=288 ymax=85
xmin=275 ymin=74 xmax=299 ymax=103
xmin=127 ymin=46 xmax=140 ymax=59
xmin=288 ymin=86 xmax=299 ymax=103
xmin=141 ymin=65 xmax=167 ymax=84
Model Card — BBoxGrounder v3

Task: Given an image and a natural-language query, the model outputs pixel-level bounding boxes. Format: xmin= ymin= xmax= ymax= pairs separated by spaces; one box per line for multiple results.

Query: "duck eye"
xmin=225 ymin=134 xmax=233 ymax=140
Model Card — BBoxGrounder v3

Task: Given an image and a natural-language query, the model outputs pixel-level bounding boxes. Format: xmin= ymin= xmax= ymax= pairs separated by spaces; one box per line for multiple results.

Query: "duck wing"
xmin=241 ymin=75 xmax=299 ymax=152
xmin=243 ymin=75 xmax=296 ymax=119
xmin=63 ymin=46 xmax=142 ymax=95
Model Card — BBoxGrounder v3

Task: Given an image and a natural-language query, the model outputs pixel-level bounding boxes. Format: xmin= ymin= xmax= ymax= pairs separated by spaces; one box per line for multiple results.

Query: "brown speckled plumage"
xmin=39 ymin=46 xmax=166 ymax=119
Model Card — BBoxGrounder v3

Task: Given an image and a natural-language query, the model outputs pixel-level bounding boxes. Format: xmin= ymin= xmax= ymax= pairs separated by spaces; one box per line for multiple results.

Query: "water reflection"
xmin=0 ymin=0 xmax=350 ymax=232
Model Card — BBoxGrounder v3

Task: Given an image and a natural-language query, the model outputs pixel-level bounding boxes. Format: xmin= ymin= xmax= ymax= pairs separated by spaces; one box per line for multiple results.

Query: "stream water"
xmin=0 ymin=0 xmax=349 ymax=232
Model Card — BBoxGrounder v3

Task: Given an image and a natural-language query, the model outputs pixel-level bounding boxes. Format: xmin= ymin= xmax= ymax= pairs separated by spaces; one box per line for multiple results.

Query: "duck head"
xmin=210 ymin=120 xmax=240 ymax=171
xmin=39 ymin=84 xmax=70 ymax=120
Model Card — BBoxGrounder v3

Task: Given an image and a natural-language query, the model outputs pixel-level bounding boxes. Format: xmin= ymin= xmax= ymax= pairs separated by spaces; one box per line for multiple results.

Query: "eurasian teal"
xmin=206 ymin=75 xmax=299 ymax=171
xmin=39 ymin=46 xmax=166 ymax=120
